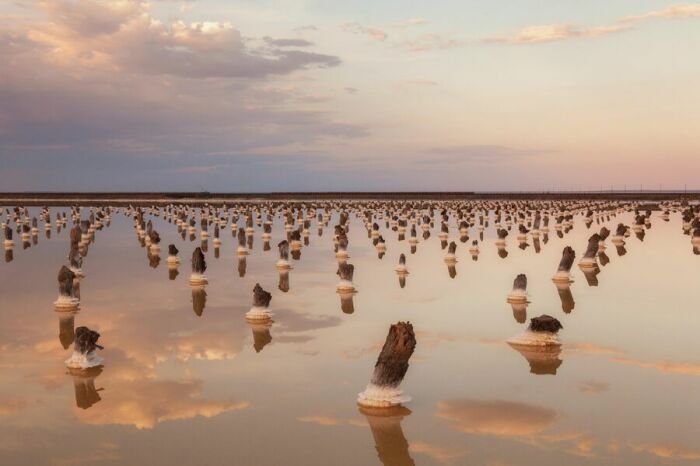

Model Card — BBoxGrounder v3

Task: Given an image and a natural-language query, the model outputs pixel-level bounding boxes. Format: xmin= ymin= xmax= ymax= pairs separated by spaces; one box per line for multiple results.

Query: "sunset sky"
xmin=1 ymin=1 xmax=698 ymax=191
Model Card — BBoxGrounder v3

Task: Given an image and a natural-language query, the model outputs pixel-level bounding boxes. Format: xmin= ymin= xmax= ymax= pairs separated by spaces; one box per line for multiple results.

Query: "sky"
xmin=1 ymin=0 xmax=699 ymax=192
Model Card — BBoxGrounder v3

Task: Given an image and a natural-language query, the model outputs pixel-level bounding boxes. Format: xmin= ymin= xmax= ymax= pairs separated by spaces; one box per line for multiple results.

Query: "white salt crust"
xmin=357 ymin=383 xmax=411 ymax=408
xmin=246 ymin=306 xmax=272 ymax=321
xmin=65 ymin=350 xmax=103 ymax=370
xmin=507 ymin=329 xmax=561 ymax=347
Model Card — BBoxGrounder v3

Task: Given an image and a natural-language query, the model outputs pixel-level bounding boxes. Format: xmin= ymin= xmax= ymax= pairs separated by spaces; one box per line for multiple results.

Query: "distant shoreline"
xmin=1 ymin=191 xmax=698 ymax=206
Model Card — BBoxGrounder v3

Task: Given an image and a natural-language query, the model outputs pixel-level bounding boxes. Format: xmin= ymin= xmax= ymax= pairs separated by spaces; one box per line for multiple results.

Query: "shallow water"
xmin=1 ymin=206 xmax=699 ymax=466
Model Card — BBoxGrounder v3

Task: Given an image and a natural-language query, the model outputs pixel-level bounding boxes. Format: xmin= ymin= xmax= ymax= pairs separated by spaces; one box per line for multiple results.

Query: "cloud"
xmin=342 ymin=19 xmax=458 ymax=53
xmin=392 ymin=79 xmax=439 ymax=90
xmin=419 ymin=145 xmax=543 ymax=164
xmin=482 ymin=23 xmax=629 ymax=45
xmin=612 ymin=357 xmax=700 ymax=376
xmin=577 ymin=380 xmax=610 ymax=395
xmin=293 ymin=25 xmax=318 ymax=33
xmin=76 ymin=370 xmax=250 ymax=429
xmin=482 ymin=4 xmax=700 ymax=45
xmin=437 ymin=399 xmax=559 ymax=437
xmin=263 ymin=37 xmax=314 ymax=47
xmin=622 ymin=4 xmax=700 ymax=22
xmin=398 ymin=33 xmax=463 ymax=52
xmin=414 ymin=330 xmax=458 ymax=349
xmin=409 ymin=441 xmax=468 ymax=464
xmin=72 ymin=292 xmax=250 ymax=368
xmin=565 ymin=342 xmax=626 ymax=356
xmin=0 ymin=399 xmax=26 ymax=416
xmin=340 ymin=341 xmax=384 ymax=360
xmin=629 ymin=442 xmax=700 ymax=460
xmin=50 ymin=315 xmax=252 ymax=430
xmin=39 ymin=0 xmax=143 ymax=37
xmin=297 ymin=415 xmax=367 ymax=427
xmin=30 ymin=0 xmax=340 ymax=78
xmin=390 ymin=18 xmax=431 ymax=28
xmin=0 ymin=0 xmax=366 ymax=190
xmin=341 ymin=22 xmax=388 ymax=41
xmin=569 ymin=438 xmax=595 ymax=457
xmin=50 ymin=442 xmax=121 ymax=466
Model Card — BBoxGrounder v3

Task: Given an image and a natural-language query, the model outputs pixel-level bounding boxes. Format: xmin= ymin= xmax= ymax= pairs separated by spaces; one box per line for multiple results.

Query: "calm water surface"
xmin=1 ymin=206 xmax=699 ymax=466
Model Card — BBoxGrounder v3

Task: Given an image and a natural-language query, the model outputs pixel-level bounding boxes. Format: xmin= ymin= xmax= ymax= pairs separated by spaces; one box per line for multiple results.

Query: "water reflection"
xmin=0 ymin=204 xmax=698 ymax=466
xmin=509 ymin=344 xmax=564 ymax=375
xmin=238 ymin=256 xmax=247 ymax=277
xmin=191 ymin=286 xmax=207 ymax=316
xmin=70 ymin=366 xmax=104 ymax=410
xmin=555 ymin=283 xmax=575 ymax=314
xmin=338 ymin=290 xmax=356 ymax=314
xmin=58 ymin=312 xmax=76 ymax=349
xmin=581 ymin=266 xmax=601 ymax=287
xmin=148 ymin=251 xmax=160 ymax=268
xmin=616 ymin=244 xmax=627 ymax=256
xmin=359 ymin=406 xmax=415 ymax=466
xmin=249 ymin=320 xmax=273 ymax=353
xmin=437 ymin=399 xmax=558 ymax=437
xmin=278 ymin=270 xmax=290 ymax=292
xmin=398 ymin=273 xmax=407 ymax=289
xmin=510 ymin=302 xmax=527 ymax=323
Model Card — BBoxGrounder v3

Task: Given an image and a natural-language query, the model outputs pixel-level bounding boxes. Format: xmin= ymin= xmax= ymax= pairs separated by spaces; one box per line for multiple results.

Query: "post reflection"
xmin=70 ymin=366 xmax=104 ymax=410
xmin=277 ymin=269 xmax=289 ymax=293
xmin=338 ymin=290 xmax=356 ymax=314
xmin=238 ymin=256 xmax=247 ymax=277
xmin=581 ymin=266 xmax=600 ymax=287
xmin=58 ymin=312 xmax=76 ymax=349
xmin=510 ymin=302 xmax=527 ymax=324
xmin=191 ymin=286 xmax=207 ymax=316
xmin=508 ymin=344 xmax=563 ymax=375
xmin=555 ymin=283 xmax=575 ymax=314
xmin=359 ymin=406 xmax=415 ymax=466
xmin=249 ymin=320 xmax=273 ymax=353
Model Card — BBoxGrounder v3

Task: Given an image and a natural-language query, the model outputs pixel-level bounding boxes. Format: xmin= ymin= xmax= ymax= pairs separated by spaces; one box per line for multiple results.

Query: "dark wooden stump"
xmin=370 ymin=322 xmax=416 ymax=389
